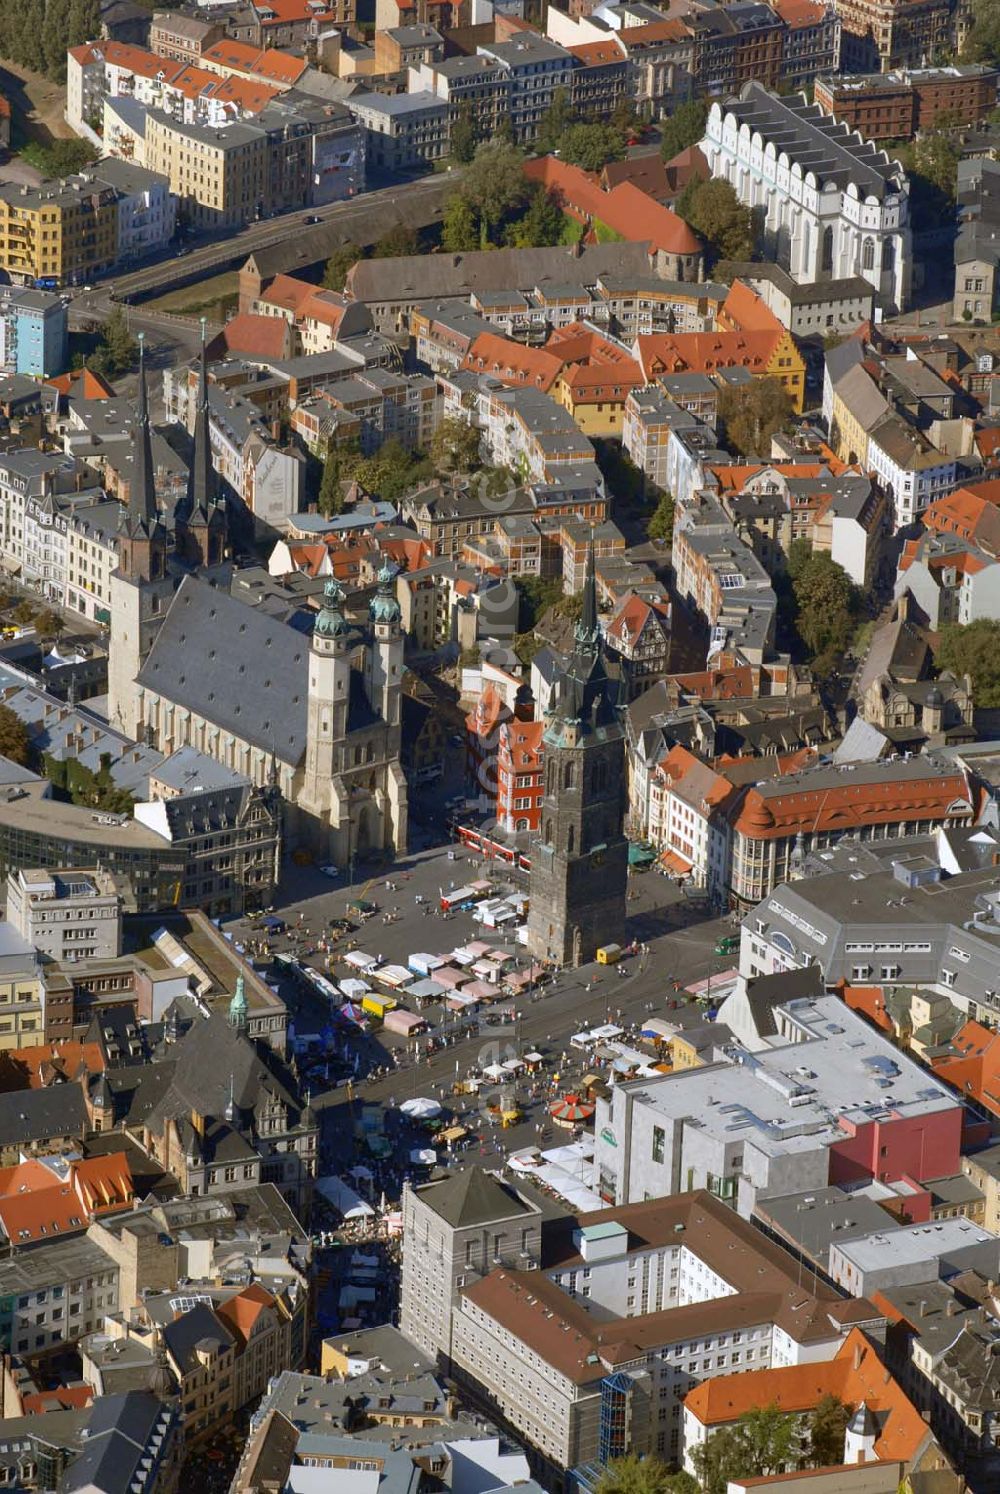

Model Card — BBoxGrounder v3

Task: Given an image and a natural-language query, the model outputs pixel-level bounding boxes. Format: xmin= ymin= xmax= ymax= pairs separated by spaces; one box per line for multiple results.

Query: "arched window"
xmin=567 ymin=826 xmax=575 ymax=855
xmin=883 ymin=237 xmax=895 ymax=273
xmin=821 ymin=226 xmax=834 ymax=274
xmin=862 ymin=237 xmax=876 ymax=272
xmin=564 ymin=760 xmax=575 ymax=790
xmin=544 ymin=818 xmax=553 ymax=845
xmin=547 ymin=761 xmax=554 ymax=795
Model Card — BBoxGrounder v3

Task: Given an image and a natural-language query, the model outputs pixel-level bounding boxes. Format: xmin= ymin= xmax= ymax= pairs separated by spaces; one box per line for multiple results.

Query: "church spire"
xmin=574 ymin=537 xmax=599 ymax=651
xmin=129 ymin=333 xmax=158 ymax=531
xmin=179 ymin=318 xmax=214 ymax=523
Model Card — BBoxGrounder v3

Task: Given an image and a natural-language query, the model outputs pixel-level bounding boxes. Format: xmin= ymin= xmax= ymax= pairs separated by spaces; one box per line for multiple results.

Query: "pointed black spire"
xmin=574 ymin=537 xmax=599 ymax=652
xmin=179 ymin=318 xmax=214 ymax=523
xmin=123 ymin=333 xmax=158 ymax=534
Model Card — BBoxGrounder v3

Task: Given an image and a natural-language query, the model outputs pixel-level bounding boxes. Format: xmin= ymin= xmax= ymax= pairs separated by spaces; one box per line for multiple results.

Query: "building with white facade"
xmin=592 ymin=985 xmax=963 ymax=1216
xmin=450 ymin=1192 xmax=876 ymax=1475
xmin=740 ymin=858 xmax=1000 ymax=1026
xmin=89 ymin=156 xmax=176 ymax=263
xmin=6 ymin=867 xmax=122 ymax=963
xmin=701 ymin=81 xmax=911 ymax=311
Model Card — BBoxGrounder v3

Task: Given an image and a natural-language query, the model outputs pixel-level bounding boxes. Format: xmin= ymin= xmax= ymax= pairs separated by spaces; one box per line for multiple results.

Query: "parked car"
xmin=320 ymin=864 xmax=340 ymax=879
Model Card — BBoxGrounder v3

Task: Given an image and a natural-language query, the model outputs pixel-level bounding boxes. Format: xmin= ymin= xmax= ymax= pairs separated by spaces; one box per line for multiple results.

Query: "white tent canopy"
xmin=315 ymin=1176 xmax=375 ymax=1219
xmin=400 ymin=1097 xmax=442 ymax=1120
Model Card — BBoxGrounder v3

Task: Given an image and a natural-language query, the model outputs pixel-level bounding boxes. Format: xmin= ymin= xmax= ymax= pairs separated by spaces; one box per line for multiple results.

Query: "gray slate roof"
xmin=345 ymin=242 xmax=654 ymax=304
xmin=62 ymin=1392 xmax=175 ymax=1494
xmin=137 ymin=576 xmax=309 ymax=765
xmin=0 ymin=1084 xmax=86 ymax=1146
xmin=724 ymin=81 xmax=905 ymax=201
xmin=417 ymin=1169 xmax=534 ymax=1228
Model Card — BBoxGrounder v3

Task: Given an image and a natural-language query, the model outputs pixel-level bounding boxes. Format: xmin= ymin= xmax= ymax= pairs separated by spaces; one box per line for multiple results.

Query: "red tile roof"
xmin=634 ymin=329 xmax=781 ymax=381
xmin=0 ymin=1040 xmax=106 ymax=1090
xmin=524 ymin=156 xmax=701 ymax=258
xmin=0 ymin=1153 xmax=133 ymax=1245
xmin=685 ymin=1327 xmax=927 ymax=1464
xmin=462 ymin=332 xmax=563 ymax=392
xmin=206 ymin=313 xmax=290 ymax=360
xmin=568 ymin=40 xmax=625 ymax=65
xmin=216 ymin=1282 xmax=276 ymax=1346
xmin=259 ymin=273 xmax=316 ymax=315
xmin=930 ymin=1019 xmax=1000 ymax=1117
xmin=732 ymin=767 xmax=972 ymax=840
xmin=45 ymin=369 xmax=116 ymax=401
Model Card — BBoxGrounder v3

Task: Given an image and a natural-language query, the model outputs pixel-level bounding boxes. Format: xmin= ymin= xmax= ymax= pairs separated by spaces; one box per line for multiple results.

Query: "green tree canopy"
xmin=717 ymin=377 xmax=793 ymax=458
xmin=537 ymin=86 xmax=575 ymax=153
xmin=430 ymin=416 xmax=482 ymax=474
xmin=504 ymin=184 xmax=566 ymax=248
xmin=692 ymin=1406 xmax=797 ymax=1494
xmin=963 ymin=0 xmax=1000 ymax=62
xmin=450 ymin=103 xmax=477 ymax=164
xmin=660 ymin=99 xmax=709 ymax=161
xmin=21 ymin=138 xmax=97 ymax=177
xmin=895 ymin=135 xmax=960 ymax=231
xmin=0 ymin=703 xmax=30 ymax=766
xmin=323 ymin=241 xmax=363 ymax=292
xmin=646 ymin=491 xmax=675 ymax=543
xmin=809 ymin=1394 xmax=851 ymax=1468
xmin=595 ymin=1453 xmax=690 ymax=1494
xmin=937 ymin=618 xmax=1000 ymax=707
xmin=515 ymin=575 xmax=564 ymax=631
xmin=558 ymin=122 xmax=626 ymax=171
xmin=792 ymin=551 xmax=861 ymax=664
xmin=676 ymin=178 xmax=756 ymax=266
xmin=348 ymin=439 xmax=432 ymax=504
xmin=33 ymin=608 xmax=64 ymax=644
xmin=441 ymin=193 xmax=480 ymax=252
xmin=318 ymin=450 xmax=343 ymax=517
xmin=373 ymin=224 xmax=421 ymax=259
xmin=88 ymin=306 xmax=138 ymax=379
xmin=451 ymin=140 xmax=530 ymax=248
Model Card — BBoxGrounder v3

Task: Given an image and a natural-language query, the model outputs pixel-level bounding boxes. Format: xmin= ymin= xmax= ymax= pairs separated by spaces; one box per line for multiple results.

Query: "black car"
xmin=304 ymin=214 xmax=321 ymax=224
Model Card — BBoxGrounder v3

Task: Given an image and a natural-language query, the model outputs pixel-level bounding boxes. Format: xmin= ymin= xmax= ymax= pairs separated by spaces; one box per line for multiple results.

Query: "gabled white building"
xmin=702 ymin=82 xmax=911 ymax=312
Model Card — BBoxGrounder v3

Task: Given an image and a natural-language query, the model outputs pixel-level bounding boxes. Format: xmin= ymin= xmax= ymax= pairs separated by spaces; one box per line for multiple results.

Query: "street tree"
xmin=89 ymin=306 xmax=139 ymax=378
xmin=558 ymin=122 xmax=626 ymax=171
xmin=450 ymin=104 xmax=477 ymax=164
xmin=537 ymin=86 xmax=575 ymax=153
xmin=660 ymin=98 xmax=709 ymax=161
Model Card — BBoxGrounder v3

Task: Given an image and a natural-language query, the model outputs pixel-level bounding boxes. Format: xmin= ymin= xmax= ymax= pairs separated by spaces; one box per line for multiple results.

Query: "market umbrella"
xmin=549 ymin=1094 xmax=596 ymax=1129
xmin=400 ymin=1097 xmax=443 ymax=1121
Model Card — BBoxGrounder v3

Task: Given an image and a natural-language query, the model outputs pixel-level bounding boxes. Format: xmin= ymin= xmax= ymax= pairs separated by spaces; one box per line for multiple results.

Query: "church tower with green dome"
xmin=368 ymin=560 xmax=402 ymax=731
xmin=298 ymin=568 xmax=407 ymax=866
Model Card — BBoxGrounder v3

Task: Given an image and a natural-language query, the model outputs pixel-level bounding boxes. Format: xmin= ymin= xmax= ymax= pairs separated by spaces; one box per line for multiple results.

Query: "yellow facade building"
xmin=0 ymin=178 xmax=119 ymax=286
